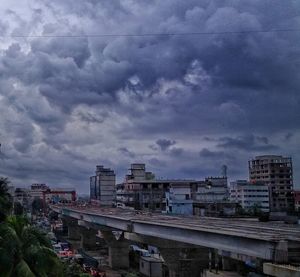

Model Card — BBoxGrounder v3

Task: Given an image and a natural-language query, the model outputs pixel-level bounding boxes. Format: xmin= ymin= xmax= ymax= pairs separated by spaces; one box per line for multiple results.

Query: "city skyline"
xmin=0 ymin=1 xmax=299 ymax=193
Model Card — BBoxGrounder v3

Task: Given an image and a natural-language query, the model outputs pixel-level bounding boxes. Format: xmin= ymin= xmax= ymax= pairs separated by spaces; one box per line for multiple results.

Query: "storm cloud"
xmin=0 ymin=0 xmax=299 ymax=192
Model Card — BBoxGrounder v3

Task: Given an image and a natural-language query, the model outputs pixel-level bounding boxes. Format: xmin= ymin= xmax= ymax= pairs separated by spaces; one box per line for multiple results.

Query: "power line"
xmin=0 ymin=28 xmax=299 ymax=38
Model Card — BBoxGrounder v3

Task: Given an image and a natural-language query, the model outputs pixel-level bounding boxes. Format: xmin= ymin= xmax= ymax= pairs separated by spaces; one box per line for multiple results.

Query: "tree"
xmin=0 ymin=215 xmax=63 ymax=276
xmin=31 ymin=197 xmax=45 ymax=215
xmin=62 ymin=261 xmax=91 ymax=277
xmin=14 ymin=202 xmax=24 ymax=216
xmin=0 ymin=177 xmax=13 ymax=222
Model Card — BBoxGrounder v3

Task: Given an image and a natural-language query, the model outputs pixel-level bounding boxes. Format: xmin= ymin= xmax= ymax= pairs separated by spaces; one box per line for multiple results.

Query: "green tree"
xmin=0 ymin=177 xmax=13 ymax=222
xmin=31 ymin=197 xmax=45 ymax=215
xmin=0 ymin=215 xmax=63 ymax=276
xmin=62 ymin=260 xmax=92 ymax=277
xmin=14 ymin=202 xmax=24 ymax=216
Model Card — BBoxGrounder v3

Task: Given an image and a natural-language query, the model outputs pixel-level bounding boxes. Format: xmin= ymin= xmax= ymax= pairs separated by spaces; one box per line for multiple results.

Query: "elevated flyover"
xmin=50 ymin=204 xmax=300 ymax=264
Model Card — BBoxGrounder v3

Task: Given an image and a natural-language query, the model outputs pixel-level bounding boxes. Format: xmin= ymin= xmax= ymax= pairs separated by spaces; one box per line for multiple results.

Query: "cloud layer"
xmin=0 ymin=0 xmax=299 ymax=192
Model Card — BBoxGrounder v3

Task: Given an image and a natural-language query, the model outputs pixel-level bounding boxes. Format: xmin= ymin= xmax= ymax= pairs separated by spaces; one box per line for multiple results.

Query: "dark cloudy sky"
xmin=0 ymin=1 xmax=299 ymax=193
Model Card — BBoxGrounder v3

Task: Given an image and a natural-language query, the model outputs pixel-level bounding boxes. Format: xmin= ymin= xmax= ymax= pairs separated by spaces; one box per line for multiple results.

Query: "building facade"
xmin=249 ymin=155 xmax=294 ymax=212
xmin=117 ymin=164 xmax=231 ymax=214
xmin=165 ymin=183 xmax=193 ymax=215
xmin=90 ymin=165 xmax=116 ymax=206
xmin=116 ymin=163 xmax=197 ymax=211
xmin=14 ymin=188 xmax=31 ymax=210
xmin=194 ymin=177 xmax=228 ymax=203
xmin=29 ymin=183 xmax=49 ymax=200
xmin=230 ymin=180 xmax=270 ymax=212
xmin=294 ymin=191 xmax=300 ymax=212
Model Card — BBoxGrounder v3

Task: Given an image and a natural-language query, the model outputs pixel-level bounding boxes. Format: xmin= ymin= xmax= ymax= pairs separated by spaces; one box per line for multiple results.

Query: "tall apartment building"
xmin=249 ymin=155 xmax=294 ymax=212
xmin=90 ymin=165 xmax=116 ymax=206
xmin=230 ymin=180 xmax=270 ymax=212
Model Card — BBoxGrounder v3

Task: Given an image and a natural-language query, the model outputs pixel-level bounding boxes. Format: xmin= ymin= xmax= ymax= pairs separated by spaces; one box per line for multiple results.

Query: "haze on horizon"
xmin=0 ymin=0 xmax=299 ymax=194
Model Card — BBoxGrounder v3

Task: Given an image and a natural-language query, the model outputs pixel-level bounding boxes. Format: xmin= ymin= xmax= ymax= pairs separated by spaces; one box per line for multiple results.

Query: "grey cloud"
xmin=0 ymin=0 xmax=299 ymax=190
xmin=118 ymin=147 xmax=135 ymax=158
xmin=148 ymin=158 xmax=166 ymax=168
xmin=31 ymin=37 xmax=91 ymax=68
xmin=285 ymin=133 xmax=294 ymax=141
xmin=156 ymin=139 xmax=176 ymax=151
xmin=170 ymin=147 xmax=184 ymax=157
xmin=200 ymin=148 xmax=230 ymax=159
xmin=217 ymin=135 xmax=279 ymax=152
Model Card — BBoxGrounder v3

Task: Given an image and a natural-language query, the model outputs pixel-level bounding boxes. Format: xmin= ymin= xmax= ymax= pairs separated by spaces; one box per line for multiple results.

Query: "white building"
xmin=29 ymin=184 xmax=49 ymax=200
xmin=165 ymin=183 xmax=193 ymax=215
xmin=230 ymin=180 xmax=270 ymax=212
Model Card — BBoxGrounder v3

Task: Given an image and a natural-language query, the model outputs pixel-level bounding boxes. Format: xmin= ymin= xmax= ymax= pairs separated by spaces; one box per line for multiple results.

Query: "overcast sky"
xmin=0 ymin=0 xmax=299 ymax=193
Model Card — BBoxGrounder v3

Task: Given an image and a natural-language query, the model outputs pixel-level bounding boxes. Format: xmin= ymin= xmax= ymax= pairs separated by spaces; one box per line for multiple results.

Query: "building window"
xmin=185 ymin=194 xmax=190 ymax=200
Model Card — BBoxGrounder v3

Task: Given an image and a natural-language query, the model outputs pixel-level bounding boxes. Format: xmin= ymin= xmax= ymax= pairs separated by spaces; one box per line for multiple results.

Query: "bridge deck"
xmin=54 ymin=205 xmax=300 ymax=243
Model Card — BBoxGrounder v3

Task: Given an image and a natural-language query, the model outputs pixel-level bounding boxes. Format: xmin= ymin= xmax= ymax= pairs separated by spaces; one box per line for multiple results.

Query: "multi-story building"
xmin=194 ymin=177 xmax=228 ymax=203
xmin=90 ymin=165 xmax=116 ymax=206
xmin=29 ymin=183 xmax=49 ymax=200
xmin=117 ymin=164 xmax=230 ymax=214
xmin=165 ymin=183 xmax=193 ymax=215
xmin=43 ymin=187 xmax=76 ymax=204
xmin=294 ymin=191 xmax=300 ymax=212
xmin=14 ymin=188 xmax=31 ymax=210
xmin=230 ymin=180 xmax=270 ymax=212
xmin=192 ymin=177 xmax=232 ymax=217
xmin=117 ymin=163 xmax=197 ymax=211
xmin=249 ymin=155 xmax=294 ymax=212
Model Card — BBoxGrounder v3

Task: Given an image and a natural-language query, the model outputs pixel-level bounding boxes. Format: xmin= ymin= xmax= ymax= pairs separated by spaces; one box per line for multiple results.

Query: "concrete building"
xmin=117 ymin=164 xmax=231 ymax=214
xmin=117 ymin=163 xmax=198 ymax=211
xmin=14 ymin=188 xmax=31 ymax=210
xmin=230 ymin=180 xmax=270 ymax=212
xmin=294 ymin=190 xmax=300 ymax=212
xmin=29 ymin=183 xmax=49 ymax=200
xmin=192 ymin=177 xmax=234 ymax=217
xmin=165 ymin=183 xmax=193 ymax=215
xmin=194 ymin=177 xmax=228 ymax=203
xmin=90 ymin=165 xmax=116 ymax=206
xmin=249 ymin=155 xmax=294 ymax=212
xmin=193 ymin=202 xmax=237 ymax=217
xmin=43 ymin=188 xmax=76 ymax=204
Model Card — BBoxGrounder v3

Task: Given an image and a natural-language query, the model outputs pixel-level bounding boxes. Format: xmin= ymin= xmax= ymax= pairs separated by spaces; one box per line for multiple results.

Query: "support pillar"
xmin=101 ymin=230 xmax=129 ymax=269
xmin=159 ymin=248 xmax=181 ymax=277
xmin=214 ymin=249 xmax=219 ymax=274
xmin=61 ymin=217 xmax=81 ymax=240
xmin=68 ymin=225 xmax=81 ymax=240
xmin=80 ymin=227 xmax=98 ymax=250
xmin=222 ymin=256 xmax=233 ymax=271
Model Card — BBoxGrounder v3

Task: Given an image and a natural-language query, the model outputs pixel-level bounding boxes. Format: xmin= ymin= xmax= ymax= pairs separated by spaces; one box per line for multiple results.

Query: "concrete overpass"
xmin=50 ymin=204 xmax=300 ymax=275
